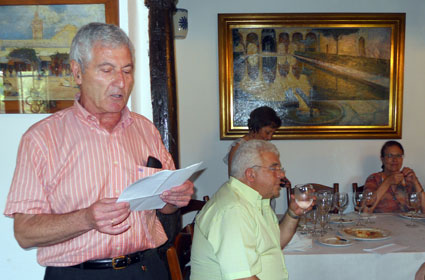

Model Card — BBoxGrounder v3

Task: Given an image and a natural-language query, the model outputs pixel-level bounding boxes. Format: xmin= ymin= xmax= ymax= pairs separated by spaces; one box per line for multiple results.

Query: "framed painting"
xmin=0 ymin=0 xmax=118 ymax=114
xmin=218 ymin=13 xmax=405 ymax=139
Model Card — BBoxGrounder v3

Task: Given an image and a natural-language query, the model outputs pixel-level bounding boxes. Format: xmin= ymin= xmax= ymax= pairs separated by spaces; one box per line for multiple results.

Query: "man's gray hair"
xmin=69 ymin=22 xmax=135 ymax=72
xmin=230 ymin=140 xmax=279 ymax=179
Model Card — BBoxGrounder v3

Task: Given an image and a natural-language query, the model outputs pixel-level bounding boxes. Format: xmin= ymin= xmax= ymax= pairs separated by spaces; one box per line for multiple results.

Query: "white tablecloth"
xmin=283 ymin=213 xmax=425 ymax=280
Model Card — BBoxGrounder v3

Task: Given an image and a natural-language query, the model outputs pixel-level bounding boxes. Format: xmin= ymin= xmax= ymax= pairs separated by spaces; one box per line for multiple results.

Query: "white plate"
xmin=340 ymin=227 xmax=391 ymax=241
xmin=399 ymin=212 xmax=425 ymax=220
xmin=317 ymin=236 xmax=353 ymax=247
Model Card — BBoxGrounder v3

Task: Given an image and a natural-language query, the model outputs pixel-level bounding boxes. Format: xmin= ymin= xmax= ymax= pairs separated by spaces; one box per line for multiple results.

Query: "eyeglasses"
xmin=251 ymin=165 xmax=285 ymax=173
xmin=384 ymin=154 xmax=404 ymax=159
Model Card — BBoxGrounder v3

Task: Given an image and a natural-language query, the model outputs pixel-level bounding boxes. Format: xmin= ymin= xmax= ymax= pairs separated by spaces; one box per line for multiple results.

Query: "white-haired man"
xmin=191 ymin=140 xmax=307 ymax=280
xmin=4 ymin=23 xmax=193 ymax=280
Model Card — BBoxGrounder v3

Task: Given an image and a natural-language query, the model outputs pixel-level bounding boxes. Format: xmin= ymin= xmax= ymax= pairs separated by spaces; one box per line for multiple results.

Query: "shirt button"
xmin=113 ymin=161 xmax=119 ymax=165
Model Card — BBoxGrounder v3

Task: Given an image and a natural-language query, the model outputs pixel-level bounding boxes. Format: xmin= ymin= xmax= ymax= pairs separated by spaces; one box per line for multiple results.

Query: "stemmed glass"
xmin=294 ymin=184 xmax=314 ymax=234
xmin=352 ymin=191 xmax=365 ymax=226
xmin=316 ymin=191 xmax=333 ymax=234
xmin=363 ymin=191 xmax=377 ymax=224
xmin=308 ymin=207 xmax=319 ymax=237
xmin=333 ymin=192 xmax=348 ymax=227
xmin=406 ymin=192 xmax=421 ymax=227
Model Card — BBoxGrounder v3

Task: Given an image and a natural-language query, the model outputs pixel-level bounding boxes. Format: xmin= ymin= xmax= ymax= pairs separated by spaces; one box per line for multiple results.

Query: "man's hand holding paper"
xmin=117 ymin=162 xmax=202 ymax=211
xmin=160 ymin=180 xmax=194 ymax=213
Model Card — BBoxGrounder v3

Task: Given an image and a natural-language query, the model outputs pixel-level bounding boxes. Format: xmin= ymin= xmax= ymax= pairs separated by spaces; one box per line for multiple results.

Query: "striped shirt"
xmin=4 ymin=100 xmax=174 ymax=266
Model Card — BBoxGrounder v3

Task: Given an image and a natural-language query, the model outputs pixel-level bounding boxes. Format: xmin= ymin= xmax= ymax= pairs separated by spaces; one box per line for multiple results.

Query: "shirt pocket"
xmin=134 ymin=165 xmax=163 ymax=182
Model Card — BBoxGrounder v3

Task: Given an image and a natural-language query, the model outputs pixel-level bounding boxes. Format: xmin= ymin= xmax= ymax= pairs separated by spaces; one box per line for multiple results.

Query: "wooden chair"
xmin=166 ymin=196 xmax=209 ymax=280
xmin=166 ymin=231 xmax=192 ymax=280
xmin=352 ymin=183 xmax=364 ymax=193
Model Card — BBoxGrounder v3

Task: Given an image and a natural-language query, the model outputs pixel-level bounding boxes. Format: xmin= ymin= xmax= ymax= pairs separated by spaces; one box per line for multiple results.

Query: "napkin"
xmin=363 ymin=243 xmax=408 ymax=254
xmin=284 ymin=232 xmax=312 ymax=252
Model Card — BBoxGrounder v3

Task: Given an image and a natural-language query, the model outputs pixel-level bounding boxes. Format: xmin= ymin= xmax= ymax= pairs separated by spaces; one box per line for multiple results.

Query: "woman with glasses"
xmin=363 ymin=140 xmax=425 ymax=213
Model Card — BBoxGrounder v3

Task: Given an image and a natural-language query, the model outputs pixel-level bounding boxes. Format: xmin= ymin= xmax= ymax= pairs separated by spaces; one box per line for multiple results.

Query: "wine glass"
xmin=363 ymin=191 xmax=377 ymax=224
xmin=317 ymin=212 xmax=328 ymax=236
xmin=352 ymin=191 xmax=365 ymax=226
xmin=333 ymin=192 xmax=348 ymax=227
xmin=316 ymin=191 xmax=333 ymax=234
xmin=294 ymin=184 xmax=314 ymax=234
xmin=406 ymin=192 xmax=421 ymax=227
xmin=308 ymin=207 xmax=319 ymax=237
xmin=294 ymin=184 xmax=314 ymax=210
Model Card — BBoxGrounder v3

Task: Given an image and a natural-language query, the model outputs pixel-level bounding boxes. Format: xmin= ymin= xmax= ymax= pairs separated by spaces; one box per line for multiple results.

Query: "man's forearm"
xmin=14 ymin=210 xmax=91 ymax=249
xmin=279 ymin=210 xmax=299 ymax=248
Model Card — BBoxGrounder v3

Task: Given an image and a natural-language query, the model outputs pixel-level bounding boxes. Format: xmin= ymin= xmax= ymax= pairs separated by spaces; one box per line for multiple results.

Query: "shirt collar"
xmin=73 ymin=93 xmax=133 ymax=129
xmin=228 ymin=176 xmax=271 ymax=211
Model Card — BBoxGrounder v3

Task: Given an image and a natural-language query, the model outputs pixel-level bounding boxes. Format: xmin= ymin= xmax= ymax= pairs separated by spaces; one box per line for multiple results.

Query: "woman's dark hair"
xmin=380 ymin=140 xmax=404 ymax=170
xmin=247 ymin=106 xmax=281 ymax=133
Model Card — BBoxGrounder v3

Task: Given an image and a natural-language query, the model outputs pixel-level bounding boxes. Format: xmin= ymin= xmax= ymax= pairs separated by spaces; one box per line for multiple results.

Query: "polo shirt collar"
xmin=228 ymin=177 xmax=271 ymax=211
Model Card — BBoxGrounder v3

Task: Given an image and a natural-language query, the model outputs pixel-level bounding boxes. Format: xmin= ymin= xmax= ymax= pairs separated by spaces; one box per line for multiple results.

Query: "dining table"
xmin=282 ymin=213 xmax=425 ymax=280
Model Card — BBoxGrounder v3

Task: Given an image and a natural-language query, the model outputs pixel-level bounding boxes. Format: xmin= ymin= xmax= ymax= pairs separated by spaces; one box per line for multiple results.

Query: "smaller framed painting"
xmin=0 ymin=0 xmax=119 ymax=114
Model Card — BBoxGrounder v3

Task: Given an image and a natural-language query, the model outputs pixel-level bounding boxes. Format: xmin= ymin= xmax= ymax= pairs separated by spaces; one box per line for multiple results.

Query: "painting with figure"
xmin=0 ymin=4 xmax=106 ymax=114
xmin=219 ymin=14 xmax=405 ymax=139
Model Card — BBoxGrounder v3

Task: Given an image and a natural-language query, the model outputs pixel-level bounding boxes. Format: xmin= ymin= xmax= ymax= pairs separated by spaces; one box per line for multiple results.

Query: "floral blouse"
xmin=364 ymin=172 xmax=414 ymax=213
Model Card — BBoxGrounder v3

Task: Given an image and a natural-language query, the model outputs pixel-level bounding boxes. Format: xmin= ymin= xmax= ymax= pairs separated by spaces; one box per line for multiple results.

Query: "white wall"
xmin=175 ymin=0 xmax=425 ymax=219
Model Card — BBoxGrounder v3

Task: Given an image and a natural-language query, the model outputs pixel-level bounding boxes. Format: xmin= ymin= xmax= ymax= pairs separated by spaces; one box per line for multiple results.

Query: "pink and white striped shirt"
xmin=4 ymin=100 xmax=174 ymax=266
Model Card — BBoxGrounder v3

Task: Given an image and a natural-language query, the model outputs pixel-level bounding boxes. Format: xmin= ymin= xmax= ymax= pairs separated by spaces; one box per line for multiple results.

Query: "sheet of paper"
xmin=117 ymin=162 xmax=203 ymax=211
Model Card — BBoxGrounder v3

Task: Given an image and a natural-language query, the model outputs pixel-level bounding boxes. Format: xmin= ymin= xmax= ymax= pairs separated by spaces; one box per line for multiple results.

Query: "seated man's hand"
xmin=289 ymin=194 xmax=314 ymax=216
xmin=160 ymin=180 xmax=194 ymax=208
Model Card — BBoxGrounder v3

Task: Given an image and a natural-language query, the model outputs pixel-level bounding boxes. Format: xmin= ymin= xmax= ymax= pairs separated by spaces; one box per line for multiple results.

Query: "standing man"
xmin=4 ymin=22 xmax=193 ymax=280
xmin=191 ymin=140 xmax=306 ymax=280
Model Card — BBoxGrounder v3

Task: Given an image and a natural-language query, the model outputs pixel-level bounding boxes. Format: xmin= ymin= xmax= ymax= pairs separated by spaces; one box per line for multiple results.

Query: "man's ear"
xmin=70 ymin=60 xmax=82 ymax=85
xmin=245 ymin=168 xmax=256 ymax=183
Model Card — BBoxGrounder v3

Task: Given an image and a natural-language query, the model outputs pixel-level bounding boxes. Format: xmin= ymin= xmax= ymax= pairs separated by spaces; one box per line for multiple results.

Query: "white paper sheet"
xmin=117 ymin=162 xmax=203 ymax=211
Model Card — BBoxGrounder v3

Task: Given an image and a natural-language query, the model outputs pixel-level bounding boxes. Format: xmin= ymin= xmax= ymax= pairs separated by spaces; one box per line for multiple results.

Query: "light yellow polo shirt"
xmin=190 ymin=177 xmax=288 ymax=280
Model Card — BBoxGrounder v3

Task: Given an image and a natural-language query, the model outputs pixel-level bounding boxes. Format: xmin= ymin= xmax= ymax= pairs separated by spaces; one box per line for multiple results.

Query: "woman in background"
xmin=363 ymin=140 xmax=425 ymax=213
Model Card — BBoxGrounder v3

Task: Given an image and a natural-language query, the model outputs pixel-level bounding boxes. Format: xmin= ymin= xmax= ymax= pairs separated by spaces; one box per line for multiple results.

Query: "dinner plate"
xmin=317 ymin=236 xmax=353 ymax=247
xmin=340 ymin=226 xmax=391 ymax=241
xmin=399 ymin=212 xmax=425 ymax=220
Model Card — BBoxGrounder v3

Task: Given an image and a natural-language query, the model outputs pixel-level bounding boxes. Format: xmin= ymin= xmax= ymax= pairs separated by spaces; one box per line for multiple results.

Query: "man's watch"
xmin=286 ymin=208 xmax=300 ymax=219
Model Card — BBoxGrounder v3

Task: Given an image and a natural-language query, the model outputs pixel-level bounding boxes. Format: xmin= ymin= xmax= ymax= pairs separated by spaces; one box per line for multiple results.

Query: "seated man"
xmin=191 ymin=140 xmax=306 ymax=280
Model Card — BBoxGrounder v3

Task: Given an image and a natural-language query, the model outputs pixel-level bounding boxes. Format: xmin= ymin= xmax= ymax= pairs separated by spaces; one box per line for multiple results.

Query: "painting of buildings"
xmin=231 ymin=26 xmax=393 ymax=127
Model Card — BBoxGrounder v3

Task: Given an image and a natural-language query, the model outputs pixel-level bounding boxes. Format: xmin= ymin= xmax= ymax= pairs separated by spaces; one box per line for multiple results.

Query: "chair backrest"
xmin=180 ymin=196 xmax=209 ymax=238
xmin=166 ymin=195 xmax=209 ymax=280
xmin=166 ymin=232 xmax=192 ymax=280
xmin=352 ymin=183 xmax=364 ymax=193
xmin=180 ymin=195 xmax=210 ymax=215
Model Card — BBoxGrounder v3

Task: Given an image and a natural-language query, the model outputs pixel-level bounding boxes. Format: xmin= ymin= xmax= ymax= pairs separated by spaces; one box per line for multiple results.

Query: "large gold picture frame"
xmin=0 ymin=0 xmax=118 ymax=114
xmin=218 ymin=13 xmax=405 ymax=139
